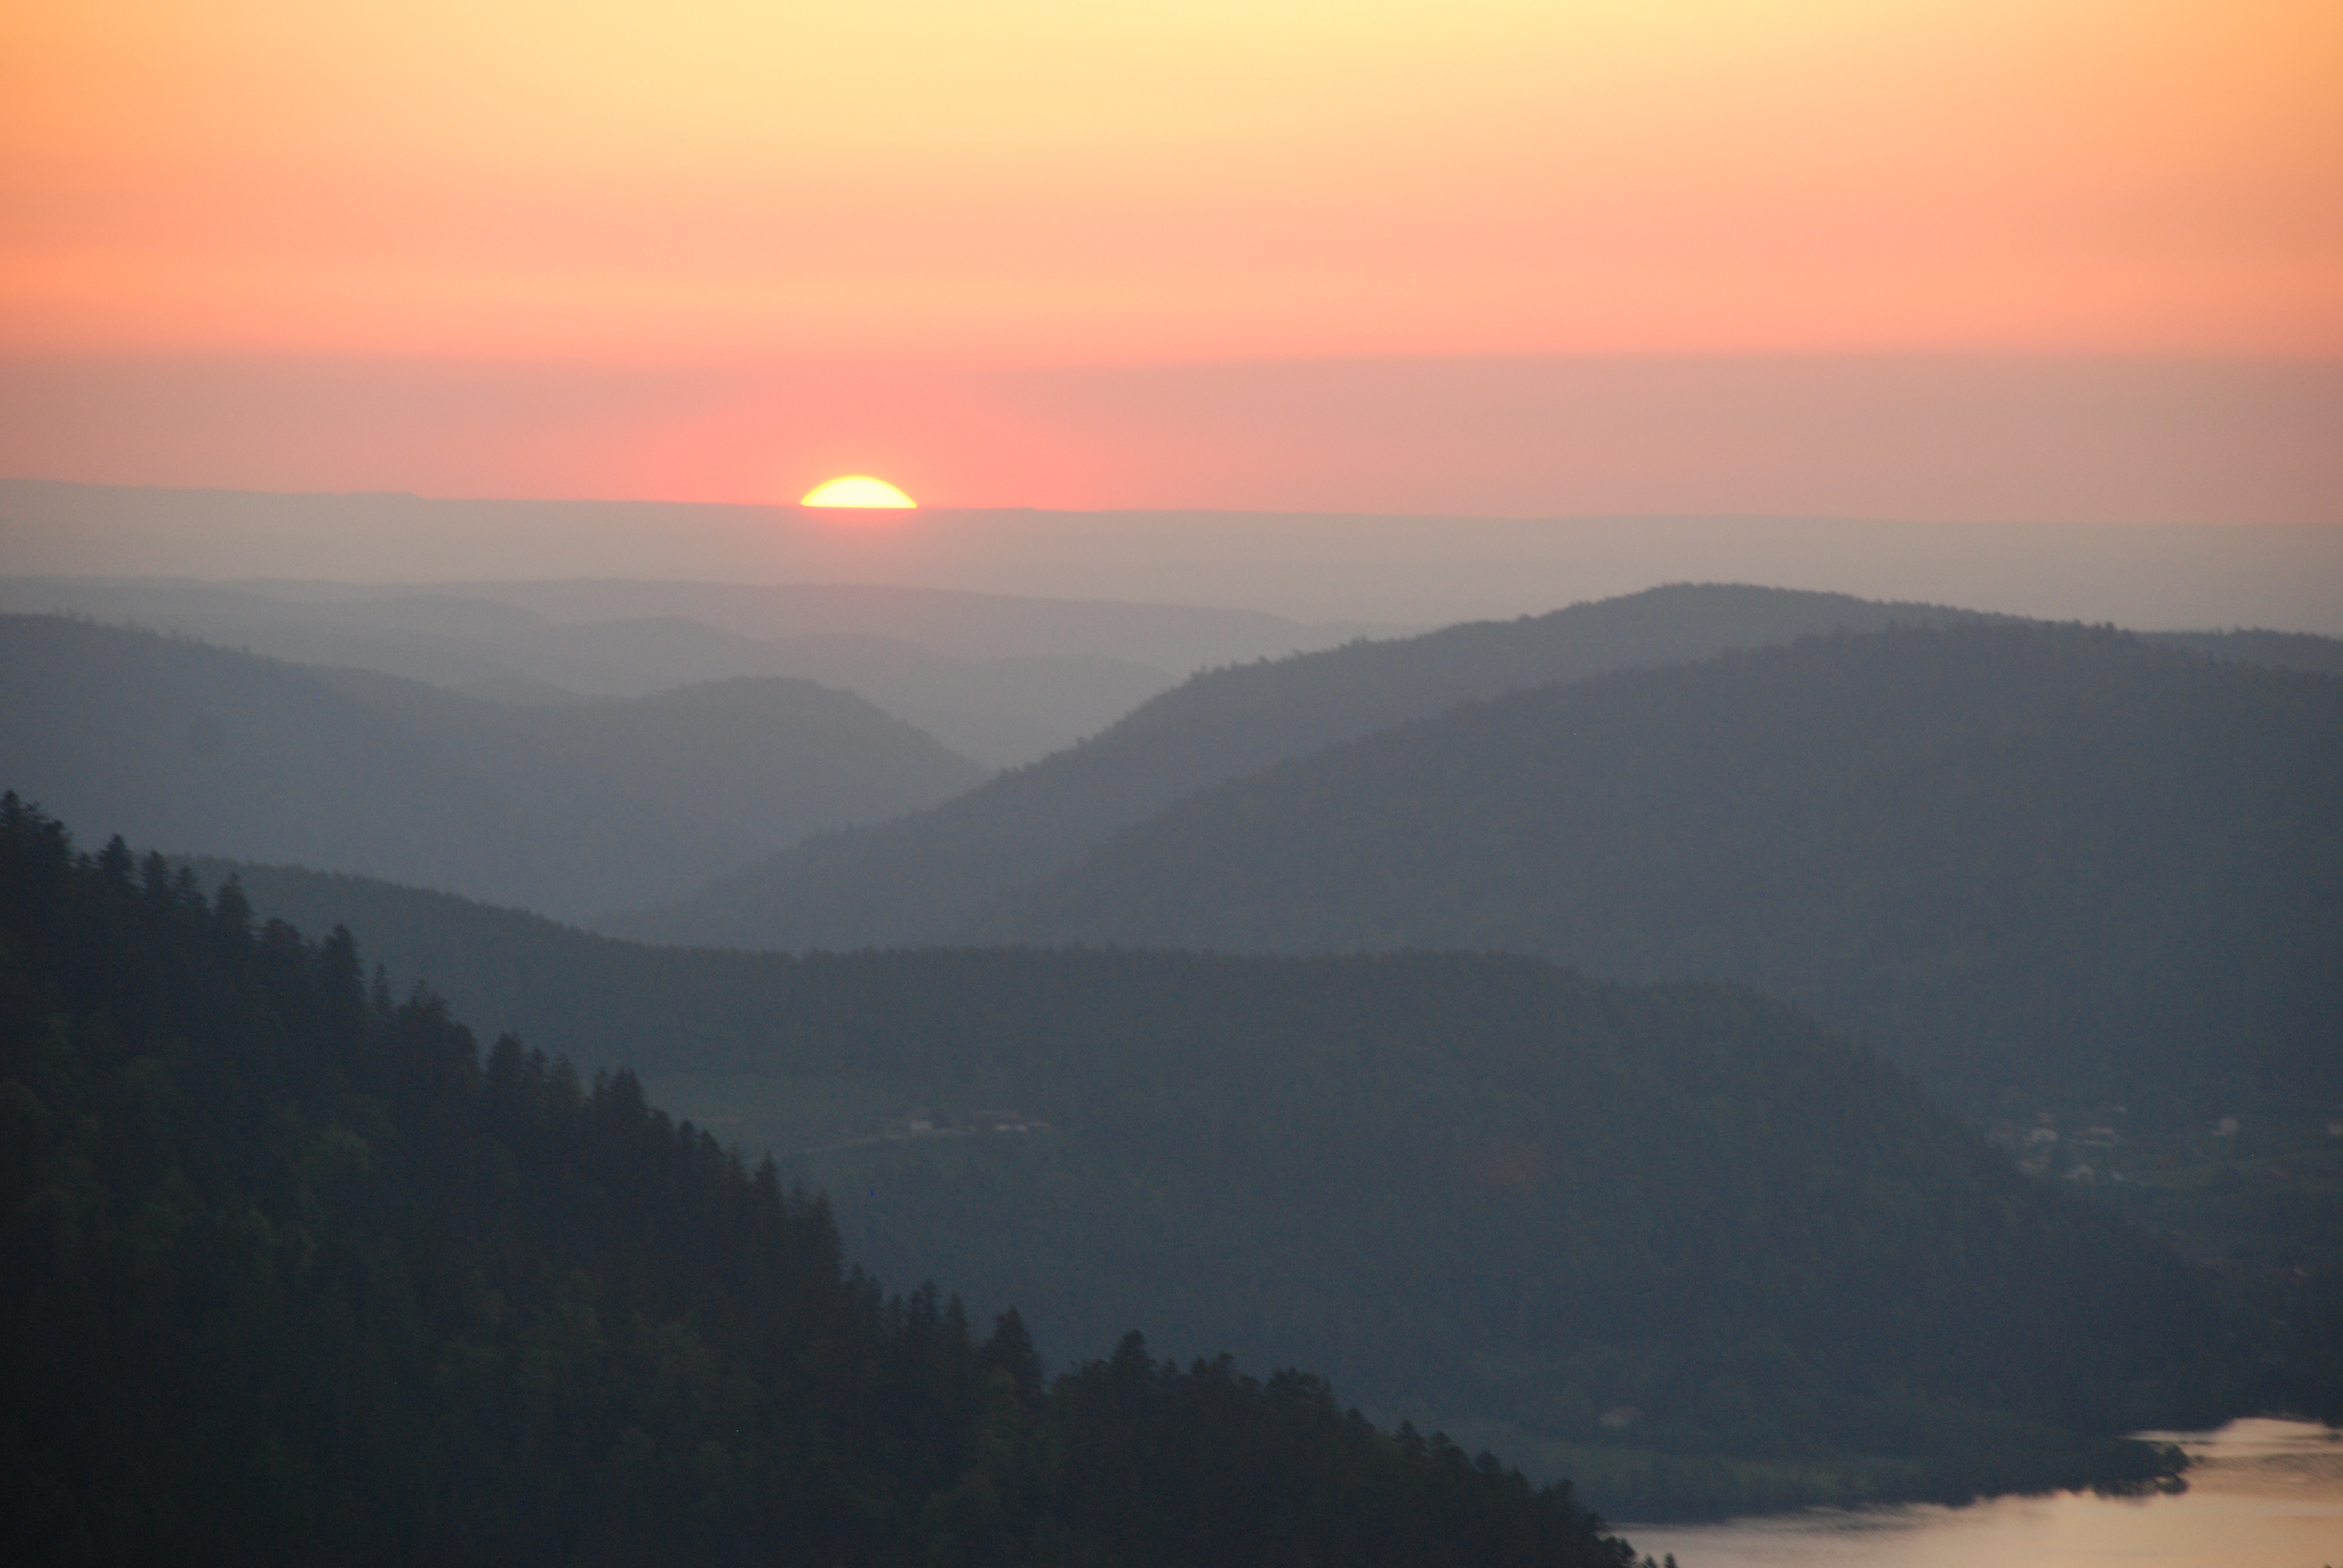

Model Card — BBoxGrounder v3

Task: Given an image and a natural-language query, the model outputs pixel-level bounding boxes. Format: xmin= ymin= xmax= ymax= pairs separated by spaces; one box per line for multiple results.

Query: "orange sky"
xmin=2 ymin=1 xmax=2339 ymax=512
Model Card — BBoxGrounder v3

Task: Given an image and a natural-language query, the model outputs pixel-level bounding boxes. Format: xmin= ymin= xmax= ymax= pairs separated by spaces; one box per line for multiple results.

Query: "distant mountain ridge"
xmin=609 ymin=584 xmax=2011 ymax=948
xmin=0 ymin=615 xmax=983 ymax=916
xmin=973 ymin=623 xmax=2343 ymax=1123
xmin=0 ymin=572 xmax=1392 ymax=766
xmin=615 ymin=586 xmax=2343 ymax=952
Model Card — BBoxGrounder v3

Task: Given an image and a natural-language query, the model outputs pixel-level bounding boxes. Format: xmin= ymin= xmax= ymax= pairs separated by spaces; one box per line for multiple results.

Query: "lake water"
xmin=1616 ymin=1419 xmax=2343 ymax=1568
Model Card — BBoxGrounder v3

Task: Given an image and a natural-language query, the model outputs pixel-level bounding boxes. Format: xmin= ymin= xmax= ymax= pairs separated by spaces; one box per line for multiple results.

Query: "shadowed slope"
xmin=152 ymin=857 xmax=2245 ymax=1518
xmin=978 ymin=624 xmax=2343 ymax=1122
xmin=611 ymin=584 xmax=1996 ymax=949
xmin=0 ymin=800 xmax=1639 ymax=1567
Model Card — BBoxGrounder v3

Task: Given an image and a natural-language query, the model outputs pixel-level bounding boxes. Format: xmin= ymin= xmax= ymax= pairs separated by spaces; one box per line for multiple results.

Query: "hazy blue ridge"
xmin=0 ymin=613 xmax=983 ymax=918
xmin=0 ymin=567 xmax=1380 ymax=767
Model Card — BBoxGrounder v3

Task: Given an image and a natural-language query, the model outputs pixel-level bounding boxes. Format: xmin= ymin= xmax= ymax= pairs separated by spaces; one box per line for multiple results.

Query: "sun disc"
xmin=801 ymin=475 xmax=916 ymax=508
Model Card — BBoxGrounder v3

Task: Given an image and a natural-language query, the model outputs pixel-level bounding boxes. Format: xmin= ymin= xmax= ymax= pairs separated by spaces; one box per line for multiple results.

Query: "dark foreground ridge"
xmin=0 ymin=797 xmax=1642 ymax=1567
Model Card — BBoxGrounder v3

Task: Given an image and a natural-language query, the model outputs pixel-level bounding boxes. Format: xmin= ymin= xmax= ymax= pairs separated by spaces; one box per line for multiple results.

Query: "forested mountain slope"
xmin=979 ymin=624 xmax=2343 ymax=1125
xmin=2146 ymin=627 xmax=2343 ymax=678
xmin=0 ymin=615 xmax=982 ymax=916
xmin=0 ymin=800 xmax=1638 ymax=1567
xmin=151 ymin=855 xmax=2254 ymax=1518
xmin=615 ymin=583 xmax=2340 ymax=951
xmin=611 ymin=584 xmax=1997 ymax=948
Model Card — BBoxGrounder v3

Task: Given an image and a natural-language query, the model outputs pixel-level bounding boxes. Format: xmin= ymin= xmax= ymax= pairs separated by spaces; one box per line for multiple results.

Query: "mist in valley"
xmin=7 ymin=0 xmax=2340 ymax=1561
xmin=6 ymin=499 xmax=2340 ymax=1563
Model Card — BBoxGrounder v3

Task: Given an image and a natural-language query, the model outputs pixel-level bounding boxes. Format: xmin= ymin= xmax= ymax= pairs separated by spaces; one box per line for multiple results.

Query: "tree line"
xmin=0 ymin=795 xmax=1642 ymax=1566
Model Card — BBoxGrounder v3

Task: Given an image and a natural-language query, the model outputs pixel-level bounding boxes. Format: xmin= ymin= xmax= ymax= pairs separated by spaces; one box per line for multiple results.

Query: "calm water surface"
xmin=1617 ymin=1419 xmax=2343 ymax=1568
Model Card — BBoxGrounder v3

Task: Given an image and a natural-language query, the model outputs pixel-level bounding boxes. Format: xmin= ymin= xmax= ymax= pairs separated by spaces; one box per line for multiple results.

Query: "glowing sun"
xmin=801 ymin=475 xmax=916 ymax=509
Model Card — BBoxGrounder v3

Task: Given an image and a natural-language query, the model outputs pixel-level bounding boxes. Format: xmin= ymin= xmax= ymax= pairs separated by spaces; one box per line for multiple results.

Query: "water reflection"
xmin=1616 ymin=1419 xmax=2343 ymax=1568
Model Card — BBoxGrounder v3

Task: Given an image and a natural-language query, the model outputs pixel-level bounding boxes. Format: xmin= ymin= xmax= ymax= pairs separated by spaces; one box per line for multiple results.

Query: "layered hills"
xmin=13 ymin=578 xmax=2335 ymax=1523
xmin=0 ymin=615 xmax=982 ymax=917
xmin=616 ymin=584 xmax=2341 ymax=953
xmin=0 ymin=571 xmax=1385 ymax=766
xmin=0 ymin=801 xmax=1639 ymax=1566
xmin=977 ymin=624 xmax=2343 ymax=1125
xmin=156 ymin=855 xmax=2249 ymax=1518
xmin=612 ymin=585 xmax=1999 ymax=948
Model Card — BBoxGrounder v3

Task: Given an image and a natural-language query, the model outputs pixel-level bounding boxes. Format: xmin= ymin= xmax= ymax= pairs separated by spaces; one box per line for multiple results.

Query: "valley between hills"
xmin=5 ymin=575 xmax=2337 ymax=1548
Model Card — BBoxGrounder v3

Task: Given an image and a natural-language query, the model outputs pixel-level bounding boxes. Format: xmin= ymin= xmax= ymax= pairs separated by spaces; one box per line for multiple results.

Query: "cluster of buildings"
xmin=891 ymin=1107 xmax=1051 ymax=1138
xmin=1985 ymin=1107 xmax=2343 ymax=1181
xmin=791 ymin=1106 xmax=1053 ymax=1159
xmin=1986 ymin=1109 xmax=2125 ymax=1181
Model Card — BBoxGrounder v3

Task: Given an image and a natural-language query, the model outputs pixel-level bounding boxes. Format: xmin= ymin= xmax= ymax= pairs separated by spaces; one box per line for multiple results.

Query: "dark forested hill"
xmin=0 ymin=800 xmax=1640 ymax=1567
xmin=611 ymin=584 xmax=1999 ymax=948
xmin=153 ymin=855 xmax=2255 ymax=1518
xmin=2146 ymin=627 xmax=2343 ymax=678
xmin=612 ymin=583 xmax=2340 ymax=952
xmin=0 ymin=615 xmax=983 ymax=917
xmin=978 ymin=624 xmax=2343 ymax=1126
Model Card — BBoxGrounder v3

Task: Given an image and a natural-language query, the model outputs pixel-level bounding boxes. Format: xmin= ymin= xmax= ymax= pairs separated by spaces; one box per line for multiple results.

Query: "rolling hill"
xmin=974 ymin=624 xmax=2343 ymax=1126
xmin=0 ymin=615 xmax=983 ymax=916
xmin=617 ymin=583 xmax=2343 ymax=952
xmin=0 ymin=578 xmax=1211 ymax=768
xmin=149 ymin=854 xmax=2252 ymax=1518
xmin=611 ymin=584 xmax=2002 ymax=948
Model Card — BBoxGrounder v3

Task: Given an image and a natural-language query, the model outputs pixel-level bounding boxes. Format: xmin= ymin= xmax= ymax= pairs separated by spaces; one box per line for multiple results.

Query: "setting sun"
xmin=800 ymin=475 xmax=917 ymax=509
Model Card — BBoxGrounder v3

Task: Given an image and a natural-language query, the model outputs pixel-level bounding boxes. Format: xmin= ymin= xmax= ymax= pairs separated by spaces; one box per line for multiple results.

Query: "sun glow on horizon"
xmin=4 ymin=1 xmax=2337 ymax=512
xmin=801 ymin=475 xmax=917 ymax=509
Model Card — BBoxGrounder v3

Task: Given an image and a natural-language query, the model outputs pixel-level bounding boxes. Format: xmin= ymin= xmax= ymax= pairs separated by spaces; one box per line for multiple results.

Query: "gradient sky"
xmin=3 ymin=1 xmax=2339 ymax=514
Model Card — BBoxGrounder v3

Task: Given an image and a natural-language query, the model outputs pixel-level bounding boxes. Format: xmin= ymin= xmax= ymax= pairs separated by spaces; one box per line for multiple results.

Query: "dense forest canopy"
xmin=160 ymin=856 xmax=2258 ymax=1518
xmin=0 ymin=798 xmax=1644 ymax=1566
xmin=977 ymin=624 xmax=2343 ymax=1126
xmin=2146 ymin=627 xmax=2343 ymax=677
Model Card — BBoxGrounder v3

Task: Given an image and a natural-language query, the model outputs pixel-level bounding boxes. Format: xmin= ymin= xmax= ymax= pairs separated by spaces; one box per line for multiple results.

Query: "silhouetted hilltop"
xmin=977 ymin=624 xmax=2343 ymax=1125
xmin=0 ymin=799 xmax=1641 ymax=1566
xmin=0 ymin=615 xmax=982 ymax=916
xmin=613 ymin=584 xmax=2001 ymax=948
